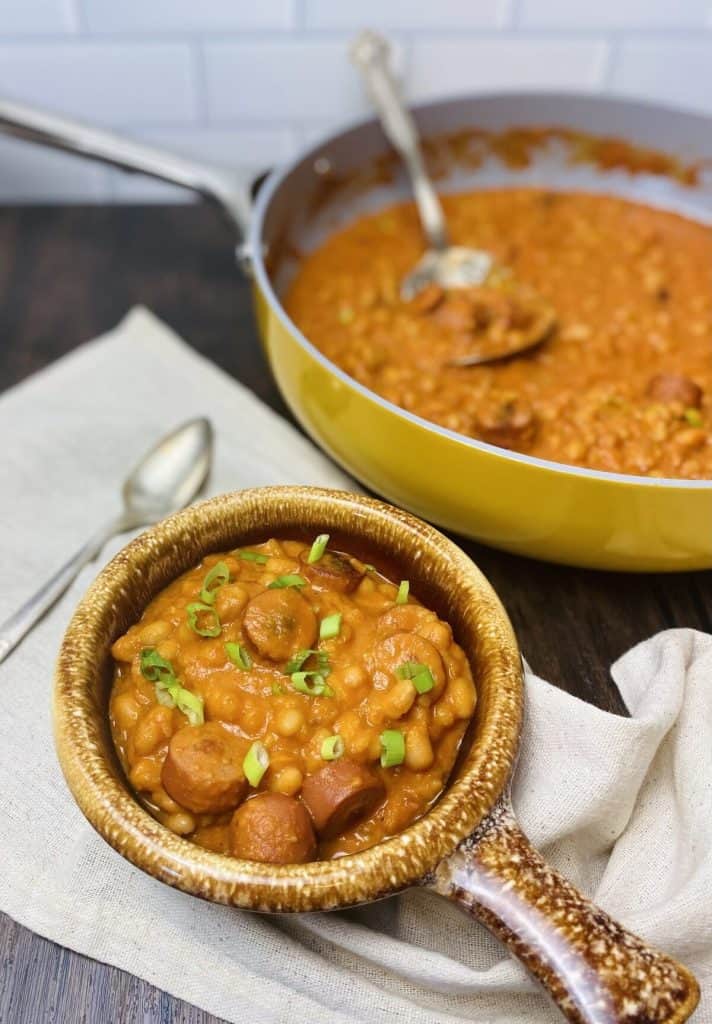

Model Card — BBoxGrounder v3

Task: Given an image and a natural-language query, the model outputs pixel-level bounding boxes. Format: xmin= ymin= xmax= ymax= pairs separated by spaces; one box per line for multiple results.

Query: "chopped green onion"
xmin=225 ymin=642 xmax=252 ymax=670
xmin=243 ymin=742 xmax=270 ymax=787
xmin=173 ymin=688 xmax=204 ymax=727
xmin=307 ymin=534 xmax=330 ymax=564
xmin=319 ymin=612 xmax=342 ymax=640
xmin=338 ymin=305 xmax=354 ymax=325
xmin=395 ymin=661 xmax=435 ymax=694
xmin=271 ymin=682 xmax=284 ymax=696
xmin=321 ymin=735 xmax=344 ymax=761
xmin=380 ymin=729 xmax=406 ymax=768
xmin=364 ymin=564 xmax=375 ymax=572
xmin=396 ymin=580 xmax=410 ymax=605
xmin=139 ymin=648 xmax=204 ymax=725
xmin=139 ymin=648 xmax=176 ymax=684
xmin=684 ymin=408 xmax=703 ymax=427
xmin=186 ymin=601 xmax=222 ymax=637
xmin=200 ymin=561 xmax=230 ymax=605
xmin=291 ymin=672 xmax=334 ymax=697
xmin=237 ymin=549 xmax=269 ymax=564
xmin=268 ymin=574 xmax=307 ymax=590
xmin=154 ymin=677 xmax=177 ymax=707
xmin=283 ymin=648 xmax=331 ymax=676
xmin=284 ymin=648 xmax=317 ymax=674
xmin=155 ymin=678 xmax=204 ymax=726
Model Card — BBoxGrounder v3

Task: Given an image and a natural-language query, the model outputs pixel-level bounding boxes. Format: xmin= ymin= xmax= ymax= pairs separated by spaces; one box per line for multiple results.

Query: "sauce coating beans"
xmin=284 ymin=189 xmax=712 ymax=479
xmin=110 ymin=537 xmax=476 ymax=862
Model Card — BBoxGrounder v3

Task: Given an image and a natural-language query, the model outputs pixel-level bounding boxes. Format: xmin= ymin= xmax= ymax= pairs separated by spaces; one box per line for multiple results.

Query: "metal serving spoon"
xmin=0 ymin=417 xmax=213 ymax=664
xmin=350 ymin=30 xmax=556 ymax=366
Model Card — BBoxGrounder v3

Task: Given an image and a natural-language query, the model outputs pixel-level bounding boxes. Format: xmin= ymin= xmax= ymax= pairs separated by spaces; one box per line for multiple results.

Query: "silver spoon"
xmin=350 ymin=30 xmax=556 ymax=365
xmin=0 ymin=417 xmax=213 ymax=664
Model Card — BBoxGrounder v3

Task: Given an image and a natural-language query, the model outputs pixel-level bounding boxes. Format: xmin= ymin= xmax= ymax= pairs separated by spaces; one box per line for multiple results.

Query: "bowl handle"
xmin=426 ymin=796 xmax=699 ymax=1024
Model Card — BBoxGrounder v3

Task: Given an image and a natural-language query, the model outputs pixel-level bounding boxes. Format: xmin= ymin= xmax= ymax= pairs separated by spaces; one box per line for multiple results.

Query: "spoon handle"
xmin=350 ymin=30 xmax=449 ymax=252
xmin=0 ymin=517 xmax=125 ymax=665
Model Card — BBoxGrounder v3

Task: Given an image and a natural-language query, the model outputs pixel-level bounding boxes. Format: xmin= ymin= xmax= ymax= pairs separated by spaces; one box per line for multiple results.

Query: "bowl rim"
xmin=54 ymin=486 xmax=523 ymax=912
xmin=250 ymin=90 xmax=712 ymax=493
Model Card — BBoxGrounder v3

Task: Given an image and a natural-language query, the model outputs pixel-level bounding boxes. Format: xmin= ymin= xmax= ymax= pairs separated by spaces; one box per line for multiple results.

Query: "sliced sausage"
xmin=368 ymin=631 xmax=447 ymax=698
xmin=243 ymin=588 xmax=317 ymax=661
xmin=299 ymin=549 xmax=365 ymax=594
xmin=647 ymin=373 xmax=703 ymax=408
xmin=301 ymin=759 xmax=385 ymax=839
xmin=409 ymin=283 xmax=444 ymax=314
xmin=229 ymin=793 xmax=316 ymax=864
xmin=475 ymin=399 xmax=537 ymax=450
xmin=376 ymin=604 xmax=437 ymax=639
xmin=161 ymin=722 xmax=249 ymax=815
xmin=433 ymin=295 xmax=478 ymax=333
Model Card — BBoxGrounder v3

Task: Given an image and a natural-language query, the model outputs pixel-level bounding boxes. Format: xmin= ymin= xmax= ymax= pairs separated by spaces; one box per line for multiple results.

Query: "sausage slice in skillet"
xmin=229 ymin=793 xmax=316 ymax=863
xmin=646 ymin=373 xmax=703 ymax=408
xmin=301 ymin=759 xmax=385 ymax=838
xmin=299 ymin=549 xmax=364 ymax=593
xmin=162 ymin=722 xmax=248 ymax=815
xmin=243 ymin=588 xmax=317 ymax=661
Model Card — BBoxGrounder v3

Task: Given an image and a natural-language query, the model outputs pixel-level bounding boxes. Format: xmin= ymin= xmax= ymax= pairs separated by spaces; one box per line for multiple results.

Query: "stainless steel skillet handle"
xmin=427 ymin=795 xmax=699 ymax=1024
xmin=0 ymin=98 xmax=251 ymax=240
xmin=349 ymin=30 xmax=448 ymax=252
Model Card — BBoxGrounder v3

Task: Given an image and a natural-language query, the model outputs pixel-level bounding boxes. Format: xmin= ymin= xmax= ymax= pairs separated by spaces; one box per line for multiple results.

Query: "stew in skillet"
xmin=285 ymin=188 xmax=712 ymax=479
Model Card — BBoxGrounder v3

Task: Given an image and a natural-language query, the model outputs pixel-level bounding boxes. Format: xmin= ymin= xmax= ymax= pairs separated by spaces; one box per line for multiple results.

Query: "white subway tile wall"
xmin=0 ymin=0 xmax=709 ymax=202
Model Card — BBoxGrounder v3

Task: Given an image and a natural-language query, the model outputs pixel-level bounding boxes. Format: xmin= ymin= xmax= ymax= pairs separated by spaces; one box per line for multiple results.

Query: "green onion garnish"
xmin=380 ymin=729 xmax=405 ymax=767
xmin=243 ymin=742 xmax=269 ymax=787
xmin=338 ymin=305 xmax=354 ymax=325
xmin=364 ymin=564 xmax=375 ymax=572
xmin=283 ymin=648 xmax=331 ymax=676
xmin=139 ymin=648 xmax=176 ymax=684
xmin=200 ymin=561 xmax=230 ymax=605
xmin=307 ymin=534 xmax=330 ymax=564
xmin=291 ymin=672 xmax=334 ymax=697
xmin=271 ymin=682 xmax=284 ymax=696
xmin=141 ymin=648 xmax=204 ymax=726
xmin=173 ymin=687 xmax=204 ymax=727
xmin=237 ymin=550 xmax=269 ymax=564
xmin=396 ymin=580 xmax=410 ymax=605
xmin=395 ymin=661 xmax=435 ymax=694
xmin=684 ymin=408 xmax=703 ymax=427
xmin=186 ymin=601 xmax=222 ymax=637
xmin=268 ymin=574 xmax=307 ymax=590
xmin=225 ymin=642 xmax=252 ymax=669
xmin=321 ymin=735 xmax=344 ymax=760
xmin=153 ymin=678 xmax=177 ymax=708
xmin=284 ymin=648 xmax=317 ymax=674
xmin=319 ymin=613 xmax=342 ymax=640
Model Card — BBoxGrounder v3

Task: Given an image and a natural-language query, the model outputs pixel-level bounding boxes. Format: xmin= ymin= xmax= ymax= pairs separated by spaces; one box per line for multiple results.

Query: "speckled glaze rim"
xmin=54 ymin=487 xmax=522 ymax=912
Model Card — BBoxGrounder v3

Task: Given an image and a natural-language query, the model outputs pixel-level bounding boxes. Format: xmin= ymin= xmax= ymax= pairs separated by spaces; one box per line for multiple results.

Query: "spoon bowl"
xmin=0 ymin=416 xmax=213 ymax=664
xmin=123 ymin=417 xmax=213 ymax=524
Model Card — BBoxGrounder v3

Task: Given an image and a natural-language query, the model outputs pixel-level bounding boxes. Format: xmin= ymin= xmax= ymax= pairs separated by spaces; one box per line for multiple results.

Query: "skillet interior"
xmin=255 ymin=91 xmax=712 ymax=490
xmin=263 ymin=90 xmax=712 ymax=294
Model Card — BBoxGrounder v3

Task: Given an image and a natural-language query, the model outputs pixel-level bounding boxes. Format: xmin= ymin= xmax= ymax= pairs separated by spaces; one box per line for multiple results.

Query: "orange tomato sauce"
xmin=284 ymin=188 xmax=712 ymax=478
xmin=109 ymin=538 xmax=476 ymax=861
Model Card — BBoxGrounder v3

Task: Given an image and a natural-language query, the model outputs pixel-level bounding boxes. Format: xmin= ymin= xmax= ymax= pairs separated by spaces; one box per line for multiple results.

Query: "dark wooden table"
xmin=1 ymin=205 xmax=710 ymax=1024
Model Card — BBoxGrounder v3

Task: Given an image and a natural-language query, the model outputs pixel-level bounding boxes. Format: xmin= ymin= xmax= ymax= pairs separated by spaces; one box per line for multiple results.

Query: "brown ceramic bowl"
xmin=55 ymin=487 xmax=698 ymax=1024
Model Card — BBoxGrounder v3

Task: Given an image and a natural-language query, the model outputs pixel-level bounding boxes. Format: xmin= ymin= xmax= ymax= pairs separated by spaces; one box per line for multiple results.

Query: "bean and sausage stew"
xmin=285 ymin=188 xmax=712 ymax=478
xmin=110 ymin=536 xmax=476 ymax=863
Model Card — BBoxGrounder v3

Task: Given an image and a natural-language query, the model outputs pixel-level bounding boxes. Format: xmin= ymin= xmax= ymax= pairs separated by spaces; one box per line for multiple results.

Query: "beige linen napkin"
xmin=0 ymin=308 xmax=709 ymax=1023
